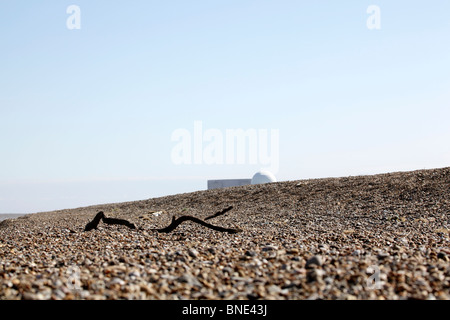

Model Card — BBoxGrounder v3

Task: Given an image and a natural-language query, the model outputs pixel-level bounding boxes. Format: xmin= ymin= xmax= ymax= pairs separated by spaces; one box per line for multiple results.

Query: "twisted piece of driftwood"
xmin=204 ymin=205 xmax=233 ymax=221
xmin=84 ymin=211 xmax=104 ymax=231
xmin=152 ymin=214 xmax=241 ymax=234
xmin=84 ymin=206 xmax=241 ymax=234
xmin=84 ymin=211 xmax=136 ymax=231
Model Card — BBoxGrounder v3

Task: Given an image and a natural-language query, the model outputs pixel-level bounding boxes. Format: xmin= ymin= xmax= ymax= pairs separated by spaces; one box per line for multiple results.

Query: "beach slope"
xmin=1 ymin=167 xmax=449 ymax=300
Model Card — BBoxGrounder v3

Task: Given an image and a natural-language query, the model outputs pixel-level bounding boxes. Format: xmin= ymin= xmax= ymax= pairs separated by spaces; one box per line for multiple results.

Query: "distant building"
xmin=251 ymin=170 xmax=277 ymax=184
xmin=208 ymin=170 xmax=277 ymax=190
xmin=207 ymin=179 xmax=252 ymax=190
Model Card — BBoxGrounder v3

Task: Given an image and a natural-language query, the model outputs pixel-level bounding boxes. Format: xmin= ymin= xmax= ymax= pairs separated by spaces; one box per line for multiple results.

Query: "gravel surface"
xmin=1 ymin=167 xmax=449 ymax=300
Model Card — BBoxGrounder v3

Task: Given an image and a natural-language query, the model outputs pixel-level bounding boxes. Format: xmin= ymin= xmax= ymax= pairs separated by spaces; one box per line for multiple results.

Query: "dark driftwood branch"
xmin=84 ymin=211 xmax=136 ymax=231
xmin=204 ymin=205 xmax=233 ymax=221
xmin=84 ymin=206 xmax=240 ymax=234
xmin=102 ymin=216 xmax=136 ymax=230
xmin=152 ymin=215 xmax=241 ymax=234
xmin=84 ymin=211 xmax=105 ymax=231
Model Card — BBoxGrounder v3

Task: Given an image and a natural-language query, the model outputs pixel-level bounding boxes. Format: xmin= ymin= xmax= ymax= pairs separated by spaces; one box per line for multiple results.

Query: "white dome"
xmin=251 ymin=170 xmax=277 ymax=185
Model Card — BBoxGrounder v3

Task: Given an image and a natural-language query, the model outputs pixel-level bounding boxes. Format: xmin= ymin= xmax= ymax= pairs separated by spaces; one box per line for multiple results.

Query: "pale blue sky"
xmin=1 ymin=1 xmax=449 ymax=213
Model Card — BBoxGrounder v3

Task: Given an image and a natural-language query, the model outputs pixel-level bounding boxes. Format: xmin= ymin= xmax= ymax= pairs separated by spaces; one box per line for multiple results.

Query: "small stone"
xmin=140 ymin=284 xmax=156 ymax=295
xmin=188 ymin=248 xmax=199 ymax=258
xmin=306 ymin=293 xmax=320 ymax=300
xmin=262 ymin=245 xmax=278 ymax=252
xmin=52 ymin=289 xmax=66 ymax=300
xmin=307 ymin=269 xmax=325 ymax=282
xmin=377 ymin=252 xmax=390 ymax=260
xmin=128 ymin=270 xmax=140 ymax=279
xmin=306 ymin=255 xmax=323 ymax=268
xmin=105 ymin=265 xmax=127 ymax=275
xmin=267 ymin=285 xmax=282 ymax=294
xmin=177 ymin=273 xmax=202 ymax=288
xmin=318 ymin=244 xmax=329 ymax=253
xmin=11 ymin=278 xmax=20 ymax=287
xmin=245 ymin=250 xmax=257 ymax=257
xmin=222 ymin=267 xmax=233 ymax=274
xmin=437 ymin=252 xmax=448 ymax=261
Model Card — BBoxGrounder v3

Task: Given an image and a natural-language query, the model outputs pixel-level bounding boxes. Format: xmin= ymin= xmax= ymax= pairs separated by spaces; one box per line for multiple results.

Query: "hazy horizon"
xmin=2 ymin=165 xmax=448 ymax=215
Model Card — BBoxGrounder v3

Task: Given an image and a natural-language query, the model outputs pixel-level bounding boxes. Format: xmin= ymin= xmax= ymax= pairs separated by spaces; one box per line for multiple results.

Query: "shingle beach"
xmin=1 ymin=167 xmax=449 ymax=300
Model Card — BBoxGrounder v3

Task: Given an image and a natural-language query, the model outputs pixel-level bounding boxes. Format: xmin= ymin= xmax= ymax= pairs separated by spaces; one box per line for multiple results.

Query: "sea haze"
xmin=0 ymin=214 xmax=27 ymax=221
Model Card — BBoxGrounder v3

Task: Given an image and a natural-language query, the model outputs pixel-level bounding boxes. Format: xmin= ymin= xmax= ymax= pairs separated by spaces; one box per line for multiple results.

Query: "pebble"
xmin=262 ymin=245 xmax=278 ymax=252
xmin=245 ymin=250 xmax=257 ymax=257
xmin=437 ymin=252 xmax=448 ymax=261
xmin=177 ymin=273 xmax=202 ymax=288
xmin=306 ymin=255 xmax=323 ymax=268
xmin=377 ymin=252 xmax=390 ymax=260
xmin=188 ymin=248 xmax=199 ymax=258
